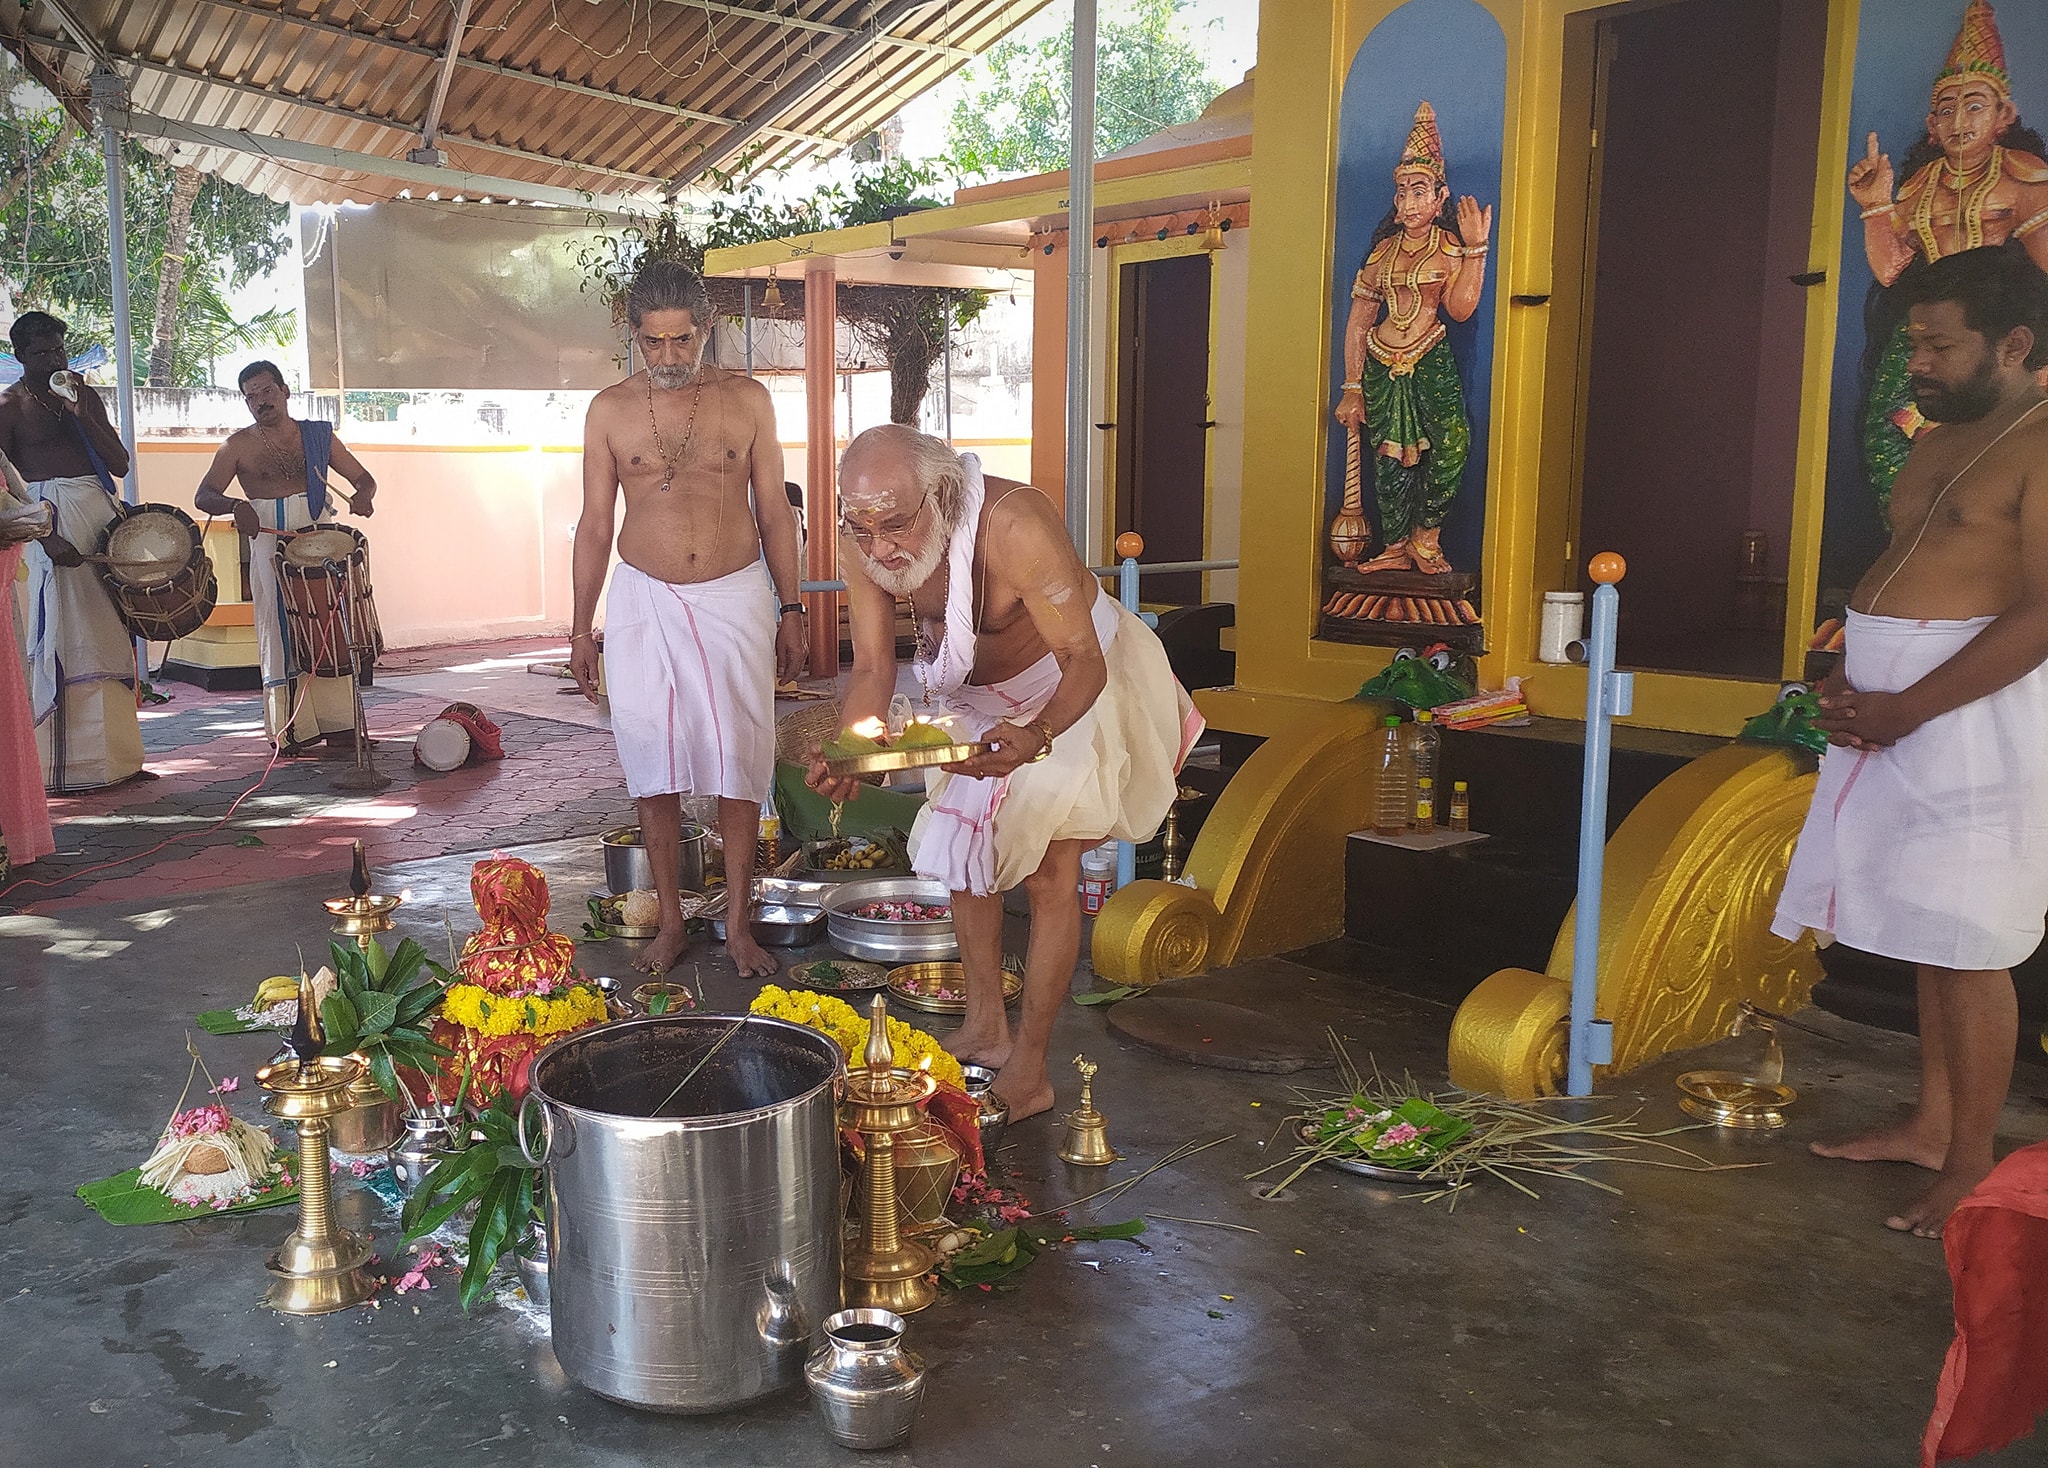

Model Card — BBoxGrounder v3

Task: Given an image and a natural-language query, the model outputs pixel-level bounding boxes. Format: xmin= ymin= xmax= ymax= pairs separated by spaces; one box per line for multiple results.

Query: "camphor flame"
xmin=850 ymin=716 xmax=888 ymax=740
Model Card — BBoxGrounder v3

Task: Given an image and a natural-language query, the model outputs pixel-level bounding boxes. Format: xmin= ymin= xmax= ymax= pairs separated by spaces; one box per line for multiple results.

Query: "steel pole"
xmin=1062 ymin=0 xmax=1098 ymax=554
xmin=1567 ymin=555 xmax=1630 ymax=1095
xmin=90 ymin=74 xmax=137 ymax=503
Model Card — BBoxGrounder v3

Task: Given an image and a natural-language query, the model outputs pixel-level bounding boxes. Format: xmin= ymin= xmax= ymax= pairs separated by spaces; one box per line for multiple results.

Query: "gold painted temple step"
xmin=1094 ymin=693 xmax=1821 ymax=1100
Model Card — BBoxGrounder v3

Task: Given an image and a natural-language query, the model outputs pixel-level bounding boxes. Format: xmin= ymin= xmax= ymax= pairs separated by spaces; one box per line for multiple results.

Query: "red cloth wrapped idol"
xmin=429 ymin=856 xmax=606 ymax=1104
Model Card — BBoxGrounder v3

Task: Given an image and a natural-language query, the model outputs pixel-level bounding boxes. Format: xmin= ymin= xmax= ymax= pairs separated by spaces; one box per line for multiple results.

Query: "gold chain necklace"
xmin=646 ymin=378 xmax=706 ymax=492
xmin=20 ymin=384 xmax=66 ymax=425
xmin=259 ymin=424 xmax=305 ymax=484
xmin=1382 ymin=227 xmax=1439 ymax=332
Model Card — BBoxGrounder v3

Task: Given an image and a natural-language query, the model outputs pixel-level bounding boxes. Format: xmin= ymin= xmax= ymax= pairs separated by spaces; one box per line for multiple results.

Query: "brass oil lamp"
xmin=323 ymin=840 xmax=401 ymax=955
xmin=840 ymin=995 xmax=937 ymax=1315
xmin=255 ymin=972 xmax=378 ymax=1314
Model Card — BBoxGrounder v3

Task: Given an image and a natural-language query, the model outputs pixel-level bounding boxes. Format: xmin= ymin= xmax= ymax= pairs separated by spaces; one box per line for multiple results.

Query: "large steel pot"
xmin=525 ymin=1015 xmax=844 ymax=1414
xmin=601 ymin=823 xmax=706 ymax=895
xmin=821 ymin=877 xmax=959 ymax=963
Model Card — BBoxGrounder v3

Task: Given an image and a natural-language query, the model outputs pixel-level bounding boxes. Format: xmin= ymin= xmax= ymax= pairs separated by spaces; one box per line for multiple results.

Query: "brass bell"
xmin=1058 ymin=1054 xmax=1120 ymax=1166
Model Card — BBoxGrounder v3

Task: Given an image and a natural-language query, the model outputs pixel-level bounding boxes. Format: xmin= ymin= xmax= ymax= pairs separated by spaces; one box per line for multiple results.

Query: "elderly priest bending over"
xmin=809 ymin=426 xmax=1202 ymax=1120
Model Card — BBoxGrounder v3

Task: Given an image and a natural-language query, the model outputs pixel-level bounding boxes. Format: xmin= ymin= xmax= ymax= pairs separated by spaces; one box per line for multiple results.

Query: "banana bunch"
xmin=250 ymin=975 xmax=300 ymax=1009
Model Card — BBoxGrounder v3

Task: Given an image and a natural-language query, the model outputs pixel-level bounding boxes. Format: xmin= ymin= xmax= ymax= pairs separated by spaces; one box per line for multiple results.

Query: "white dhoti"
xmin=604 ymin=558 xmax=776 ymax=803
xmin=24 ymin=474 xmax=142 ymax=791
xmin=907 ymin=454 xmax=1204 ymax=896
xmin=1772 ymin=610 xmax=2048 ymax=971
xmin=248 ymin=492 xmax=358 ymax=747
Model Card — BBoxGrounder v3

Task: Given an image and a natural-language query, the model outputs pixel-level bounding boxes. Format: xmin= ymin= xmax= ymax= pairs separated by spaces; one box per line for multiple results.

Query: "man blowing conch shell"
xmin=808 ymin=426 xmax=1203 ymax=1120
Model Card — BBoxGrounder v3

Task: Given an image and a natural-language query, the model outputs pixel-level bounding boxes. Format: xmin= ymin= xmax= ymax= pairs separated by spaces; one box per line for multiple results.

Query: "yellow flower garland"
xmin=442 ymin=982 xmax=608 ymax=1041
xmin=750 ymin=985 xmax=965 ymax=1091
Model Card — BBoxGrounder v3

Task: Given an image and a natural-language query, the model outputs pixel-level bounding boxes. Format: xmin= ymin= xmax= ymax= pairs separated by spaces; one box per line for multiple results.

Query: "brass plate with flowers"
xmin=887 ymin=962 xmax=1024 ymax=1015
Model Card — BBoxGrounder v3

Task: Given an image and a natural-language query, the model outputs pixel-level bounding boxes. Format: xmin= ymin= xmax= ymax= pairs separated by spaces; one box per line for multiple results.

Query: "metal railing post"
xmin=1567 ymin=553 xmax=1630 ymax=1096
xmin=1112 ymin=532 xmax=1144 ymax=889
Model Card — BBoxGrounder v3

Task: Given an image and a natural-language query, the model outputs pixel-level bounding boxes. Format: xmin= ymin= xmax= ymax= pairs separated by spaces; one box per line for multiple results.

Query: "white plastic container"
xmin=1079 ymin=843 xmax=1117 ymax=915
xmin=1539 ymin=591 xmax=1586 ymax=664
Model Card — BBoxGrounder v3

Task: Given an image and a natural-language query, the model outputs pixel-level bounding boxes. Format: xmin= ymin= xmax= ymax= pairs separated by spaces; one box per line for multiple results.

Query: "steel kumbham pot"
xmin=523 ymin=1015 xmax=845 ymax=1412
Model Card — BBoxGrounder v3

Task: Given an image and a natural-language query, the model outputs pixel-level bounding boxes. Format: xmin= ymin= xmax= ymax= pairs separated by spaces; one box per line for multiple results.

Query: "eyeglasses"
xmin=839 ymin=492 xmax=932 ymax=547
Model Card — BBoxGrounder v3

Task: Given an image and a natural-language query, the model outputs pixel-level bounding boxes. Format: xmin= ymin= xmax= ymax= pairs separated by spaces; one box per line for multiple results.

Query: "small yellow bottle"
xmin=1448 ymin=780 xmax=1470 ymax=832
xmin=1413 ymin=777 xmax=1436 ymax=834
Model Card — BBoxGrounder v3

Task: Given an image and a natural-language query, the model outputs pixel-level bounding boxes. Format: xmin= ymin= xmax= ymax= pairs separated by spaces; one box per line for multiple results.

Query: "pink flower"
xmin=211 ymin=1076 xmax=241 ymax=1096
xmin=1378 ymin=1122 xmax=1422 ymax=1148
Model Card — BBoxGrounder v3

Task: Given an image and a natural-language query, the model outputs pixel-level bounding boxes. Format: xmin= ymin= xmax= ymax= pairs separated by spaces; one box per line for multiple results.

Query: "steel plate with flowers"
xmin=886 ymin=962 xmax=1024 ymax=1015
xmin=1297 ymin=1096 xmax=1472 ymax=1186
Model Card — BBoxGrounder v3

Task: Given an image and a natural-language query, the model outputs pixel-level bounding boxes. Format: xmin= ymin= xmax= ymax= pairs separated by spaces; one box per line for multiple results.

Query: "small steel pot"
xmin=601 ymin=823 xmax=706 ymax=895
xmin=804 ymin=1308 xmax=926 ymax=1450
xmin=710 ymin=903 xmax=825 ymax=948
xmin=961 ymin=1064 xmax=1009 ymax=1157
xmin=388 ymin=1106 xmax=463 ymax=1202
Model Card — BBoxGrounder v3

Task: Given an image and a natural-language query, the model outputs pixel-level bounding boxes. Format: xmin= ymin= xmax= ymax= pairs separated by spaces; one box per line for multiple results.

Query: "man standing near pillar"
xmin=572 ymin=261 xmax=807 ymax=978
xmin=0 ymin=310 xmax=144 ymax=791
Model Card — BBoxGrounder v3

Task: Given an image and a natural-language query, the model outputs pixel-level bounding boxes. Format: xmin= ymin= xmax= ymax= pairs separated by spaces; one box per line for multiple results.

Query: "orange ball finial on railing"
xmin=1114 ymin=532 xmax=1145 ymax=560
xmin=1587 ymin=551 xmax=1627 ymax=585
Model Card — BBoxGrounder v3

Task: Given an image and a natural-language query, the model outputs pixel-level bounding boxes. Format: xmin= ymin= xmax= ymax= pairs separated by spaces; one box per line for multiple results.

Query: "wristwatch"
xmin=779 ymin=602 xmax=806 ymax=618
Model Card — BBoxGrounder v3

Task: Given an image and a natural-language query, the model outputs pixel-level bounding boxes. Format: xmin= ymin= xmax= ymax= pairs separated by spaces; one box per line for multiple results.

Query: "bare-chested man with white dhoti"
xmin=1774 ymin=244 xmax=2048 ymax=1237
xmin=194 ymin=361 xmax=380 ymax=756
xmin=808 ymin=427 xmax=1202 ymax=1119
xmin=572 ymin=261 xmax=806 ymax=979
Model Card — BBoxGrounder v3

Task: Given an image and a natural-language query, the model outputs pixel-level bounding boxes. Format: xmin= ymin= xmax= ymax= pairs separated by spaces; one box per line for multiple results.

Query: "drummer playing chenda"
xmin=194 ymin=361 xmax=379 ymax=757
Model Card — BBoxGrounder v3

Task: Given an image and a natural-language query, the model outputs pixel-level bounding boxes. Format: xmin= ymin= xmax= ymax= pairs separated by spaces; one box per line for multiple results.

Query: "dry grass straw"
xmin=1248 ymin=1030 xmax=1757 ymax=1207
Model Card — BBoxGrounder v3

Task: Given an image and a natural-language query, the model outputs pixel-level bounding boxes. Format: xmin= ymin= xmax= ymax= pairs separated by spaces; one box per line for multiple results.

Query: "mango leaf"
xmin=1072 ymin=986 xmax=1140 ymax=1007
xmin=460 ymin=1170 xmax=517 ymax=1308
xmin=319 ymin=991 xmax=361 ymax=1047
xmin=367 ymin=1048 xmax=403 ymax=1105
xmin=356 ymin=990 xmax=398 ymax=1036
xmin=365 ymin=936 xmax=392 ymax=983
xmin=382 ymin=938 xmax=427 ymax=992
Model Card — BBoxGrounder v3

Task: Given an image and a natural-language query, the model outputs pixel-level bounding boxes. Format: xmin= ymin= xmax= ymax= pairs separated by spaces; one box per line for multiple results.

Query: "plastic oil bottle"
xmin=1406 ymin=708 xmax=1440 ymax=831
xmin=1374 ymin=716 xmax=1414 ymax=837
xmin=1448 ymin=781 xmax=1471 ymax=832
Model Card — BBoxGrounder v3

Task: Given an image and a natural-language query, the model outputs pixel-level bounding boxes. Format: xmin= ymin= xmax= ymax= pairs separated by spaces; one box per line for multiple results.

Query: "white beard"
xmin=649 ymin=360 xmax=702 ymax=391
xmin=856 ymin=519 xmax=950 ymax=597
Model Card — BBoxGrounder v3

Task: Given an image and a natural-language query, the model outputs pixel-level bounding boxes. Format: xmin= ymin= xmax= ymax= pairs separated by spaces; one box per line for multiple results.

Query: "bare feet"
xmin=726 ymin=931 xmax=780 ymax=979
xmin=1809 ymin=1115 xmax=1949 ymax=1171
xmin=994 ymin=1073 xmax=1056 ymax=1124
xmin=947 ymin=1022 xmax=1012 ymax=1070
xmin=1359 ymin=539 xmax=1412 ymax=574
xmin=1886 ymin=1162 xmax=1991 ymax=1238
xmin=634 ymin=921 xmax=690 ymax=976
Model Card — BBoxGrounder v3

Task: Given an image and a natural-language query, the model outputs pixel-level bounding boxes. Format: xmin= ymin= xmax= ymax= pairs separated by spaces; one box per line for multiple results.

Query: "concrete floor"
xmin=6 ymin=827 xmax=2048 ymax=1467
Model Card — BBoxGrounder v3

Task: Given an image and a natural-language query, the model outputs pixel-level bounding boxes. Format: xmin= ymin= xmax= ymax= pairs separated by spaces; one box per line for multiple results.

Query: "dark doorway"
xmin=1114 ymin=253 xmax=1212 ymax=606
xmin=1571 ymin=0 xmax=1827 ymax=677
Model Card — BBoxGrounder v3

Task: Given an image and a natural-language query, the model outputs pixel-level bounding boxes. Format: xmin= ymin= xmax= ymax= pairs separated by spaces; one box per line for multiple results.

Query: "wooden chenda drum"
xmin=278 ymin=525 xmax=383 ymax=679
xmin=94 ymin=503 xmax=217 ymax=641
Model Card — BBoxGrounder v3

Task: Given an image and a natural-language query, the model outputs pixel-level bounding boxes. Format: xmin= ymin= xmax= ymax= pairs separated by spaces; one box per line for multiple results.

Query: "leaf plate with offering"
xmin=819 ymin=716 xmax=993 ymax=777
xmin=1298 ymin=1096 xmax=1472 ymax=1185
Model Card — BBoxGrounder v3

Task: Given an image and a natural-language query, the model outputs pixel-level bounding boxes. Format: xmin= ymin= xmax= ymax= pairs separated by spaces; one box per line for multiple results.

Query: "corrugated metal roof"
xmin=0 ymin=0 xmax=1048 ymax=206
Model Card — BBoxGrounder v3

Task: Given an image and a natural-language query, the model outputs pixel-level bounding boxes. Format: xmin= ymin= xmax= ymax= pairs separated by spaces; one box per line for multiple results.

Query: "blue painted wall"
xmin=1323 ymin=0 xmax=1507 ymax=597
xmin=1820 ymin=0 xmax=2048 ymax=603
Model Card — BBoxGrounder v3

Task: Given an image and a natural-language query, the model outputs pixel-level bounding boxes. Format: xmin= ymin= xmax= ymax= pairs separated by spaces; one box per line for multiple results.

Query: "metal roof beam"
xmin=410 ymin=0 xmax=475 ymax=160
xmin=30 ymin=0 xmax=110 ymax=67
xmin=168 ymin=0 xmax=840 ymax=146
xmin=21 ymin=36 xmax=673 ymax=188
xmin=675 ymin=0 xmax=925 ymax=186
xmin=121 ymin=110 xmax=652 ymax=209
xmin=666 ymin=2 xmax=974 ymax=61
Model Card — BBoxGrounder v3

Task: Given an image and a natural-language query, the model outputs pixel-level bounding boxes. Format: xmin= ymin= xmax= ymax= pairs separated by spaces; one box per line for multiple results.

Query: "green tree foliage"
xmin=945 ymin=0 xmax=1223 ymax=177
xmin=0 ymin=56 xmax=293 ymax=385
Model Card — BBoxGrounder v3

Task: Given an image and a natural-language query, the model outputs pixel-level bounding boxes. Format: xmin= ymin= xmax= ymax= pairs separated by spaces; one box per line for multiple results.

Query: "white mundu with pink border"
xmin=603 ymin=557 xmax=775 ymax=803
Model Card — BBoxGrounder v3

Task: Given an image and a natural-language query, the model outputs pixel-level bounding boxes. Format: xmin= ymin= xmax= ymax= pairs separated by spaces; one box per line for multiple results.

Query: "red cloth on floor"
xmin=1922 ymin=1141 xmax=2048 ymax=1465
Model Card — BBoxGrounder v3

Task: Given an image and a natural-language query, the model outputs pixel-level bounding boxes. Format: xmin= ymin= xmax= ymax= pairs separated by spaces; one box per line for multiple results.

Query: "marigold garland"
xmin=442 ymin=981 xmax=608 ymax=1041
xmin=750 ymin=984 xmax=965 ymax=1091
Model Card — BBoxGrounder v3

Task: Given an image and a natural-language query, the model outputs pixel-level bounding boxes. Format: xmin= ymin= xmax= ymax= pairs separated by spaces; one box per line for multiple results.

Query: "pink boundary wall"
xmin=134 ymin=438 xmax=1028 ymax=650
